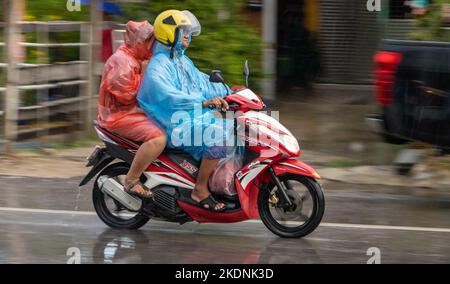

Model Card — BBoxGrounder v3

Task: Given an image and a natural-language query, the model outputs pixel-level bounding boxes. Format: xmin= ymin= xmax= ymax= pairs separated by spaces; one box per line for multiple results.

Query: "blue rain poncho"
xmin=137 ymin=42 xmax=234 ymax=161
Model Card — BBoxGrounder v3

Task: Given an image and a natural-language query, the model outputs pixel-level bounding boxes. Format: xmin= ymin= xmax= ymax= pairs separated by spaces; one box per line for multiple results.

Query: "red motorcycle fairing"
xmin=145 ymin=155 xmax=197 ymax=188
xmin=234 ymin=180 xmax=261 ymax=220
xmin=233 ymin=156 xmax=275 ymax=219
xmin=177 ymin=201 xmax=249 ymax=223
xmin=233 ymin=157 xmax=320 ymax=219
xmin=176 ymin=156 xmax=275 ymax=223
xmin=272 ymin=158 xmax=321 ymax=180
xmin=97 ymin=124 xmax=198 ymax=188
xmin=226 ymin=88 xmax=265 ymax=112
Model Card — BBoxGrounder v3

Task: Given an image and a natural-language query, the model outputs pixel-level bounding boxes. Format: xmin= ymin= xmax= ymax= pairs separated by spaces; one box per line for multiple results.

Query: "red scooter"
xmin=80 ymin=64 xmax=325 ymax=238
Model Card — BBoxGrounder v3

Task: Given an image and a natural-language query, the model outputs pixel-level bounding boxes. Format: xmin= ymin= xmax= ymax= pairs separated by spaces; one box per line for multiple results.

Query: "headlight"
xmin=281 ymin=134 xmax=300 ymax=154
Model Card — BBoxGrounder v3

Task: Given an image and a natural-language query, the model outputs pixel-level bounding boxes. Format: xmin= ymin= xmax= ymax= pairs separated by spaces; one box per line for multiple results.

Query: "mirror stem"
xmin=222 ymin=83 xmax=229 ymax=95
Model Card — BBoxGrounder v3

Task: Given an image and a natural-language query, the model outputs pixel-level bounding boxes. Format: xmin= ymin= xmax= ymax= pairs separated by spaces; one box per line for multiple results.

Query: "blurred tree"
xmin=26 ymin=0 xmax=89 ymax=21
xmin=23 ymin=0 xmax=262 ymax=88
xmin=121 ymin=0 xmax=262 ymax=89
xmin=410 ymin=0 xmax=449 ymax=41
xmin=24 ymin=0 xmax=89 ymax=64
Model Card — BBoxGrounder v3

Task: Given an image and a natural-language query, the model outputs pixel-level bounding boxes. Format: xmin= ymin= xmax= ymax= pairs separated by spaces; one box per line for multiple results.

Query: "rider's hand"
xmin=141 ymin=60 xmax=149 ymax=72
xmin=217 ymin=97 xmax=229 ymax=112
xmin=203 ymin=97 xmax=228 ymax=111
xmin=202 ymin=98 xmax=220 ymax=109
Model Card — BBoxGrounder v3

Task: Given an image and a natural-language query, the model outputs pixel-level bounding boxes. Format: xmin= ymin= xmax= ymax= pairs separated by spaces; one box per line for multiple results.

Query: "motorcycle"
xmin=79 ymin=61 xmax=325 ymax=238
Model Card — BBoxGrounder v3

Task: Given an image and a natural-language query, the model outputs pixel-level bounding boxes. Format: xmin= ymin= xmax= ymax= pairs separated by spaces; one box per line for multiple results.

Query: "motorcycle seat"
xmin=93 ymin=120 xmax=200 ymax=176
xmin=94 ymin=120 xmax=142 ymax=149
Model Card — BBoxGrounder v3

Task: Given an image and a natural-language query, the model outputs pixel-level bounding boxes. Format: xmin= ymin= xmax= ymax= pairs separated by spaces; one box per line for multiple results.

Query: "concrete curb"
xmin=319 ymin=165 xmax=450 ymax=191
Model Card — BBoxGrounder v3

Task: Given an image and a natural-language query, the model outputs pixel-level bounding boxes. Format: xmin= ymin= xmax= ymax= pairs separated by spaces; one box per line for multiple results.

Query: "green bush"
xmin=121 ymin=0 xmax=262 ymax=89
xmin=410 ymin=0 xmax=450 ymax=42
xmin=26 ymin=0 xmax=89 ymax=21
xmin=23 ymin=0 xmax=262 ymax=88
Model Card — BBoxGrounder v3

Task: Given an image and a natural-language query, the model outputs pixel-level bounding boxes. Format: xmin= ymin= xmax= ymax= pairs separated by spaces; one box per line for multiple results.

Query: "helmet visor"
xmin=182 ymin=10 xmax=201 ymax=36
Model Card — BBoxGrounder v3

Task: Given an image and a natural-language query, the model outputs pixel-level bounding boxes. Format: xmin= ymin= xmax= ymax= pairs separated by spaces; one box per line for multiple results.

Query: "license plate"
xmin=86 ymin=146 xmax=103 ymax=167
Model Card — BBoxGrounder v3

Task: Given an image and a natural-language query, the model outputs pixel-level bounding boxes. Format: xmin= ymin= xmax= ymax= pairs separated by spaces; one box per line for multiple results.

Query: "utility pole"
xmin=84 ymin=0 xmax=102 ymax=133
xmin=262 ymin=0 xmax=277 ymax=101
xmin=4 ymin=0 xmax=25 ymax=152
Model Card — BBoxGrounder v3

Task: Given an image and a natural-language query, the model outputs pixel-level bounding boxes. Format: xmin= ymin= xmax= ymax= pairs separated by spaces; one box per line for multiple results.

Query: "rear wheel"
xmin=258 ymin=174 xmax=325 ymax=238
xmin=93 ymin=163 xmax=149 ymax=230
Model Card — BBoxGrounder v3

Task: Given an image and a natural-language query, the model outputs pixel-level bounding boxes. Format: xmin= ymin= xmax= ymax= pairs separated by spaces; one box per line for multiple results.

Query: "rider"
xmin=98 ymin=21 xmax=166 ymax=198
xmin=138 ymin=10 xmax=233 ymax=212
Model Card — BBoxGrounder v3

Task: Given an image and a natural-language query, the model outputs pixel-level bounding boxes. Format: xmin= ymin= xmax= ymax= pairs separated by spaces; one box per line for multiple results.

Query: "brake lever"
xmin=228 ymin=103 xmax=239 ymax=111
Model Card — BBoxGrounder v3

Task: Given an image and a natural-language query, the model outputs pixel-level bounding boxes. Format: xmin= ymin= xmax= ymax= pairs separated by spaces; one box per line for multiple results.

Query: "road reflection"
xmin=92 ymin=228 xmax=322 ymax=264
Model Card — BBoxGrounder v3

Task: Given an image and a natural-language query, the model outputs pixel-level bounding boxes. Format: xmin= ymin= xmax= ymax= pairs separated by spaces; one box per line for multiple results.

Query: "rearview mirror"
xmin=243 ymin=60 xmax=250 ymax=87
xmin=209 ymin=70 xmax=225 ymax=84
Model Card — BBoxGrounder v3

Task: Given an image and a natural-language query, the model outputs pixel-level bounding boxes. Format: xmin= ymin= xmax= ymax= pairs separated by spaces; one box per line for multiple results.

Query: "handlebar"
xmin=208 ymin=103 xmax=240 ymax=111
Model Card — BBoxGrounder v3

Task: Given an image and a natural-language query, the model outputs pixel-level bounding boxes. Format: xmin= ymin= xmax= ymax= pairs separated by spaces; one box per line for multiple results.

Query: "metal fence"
xmin=0 ymin=18 xmax=127 ymax=152
xmin=0 ymin=21 xmax=91 ymax=145
xmin=0 ymin=21 xmax=6 ymax=151
xmin=318 ymin=0 xmax=379 ymax=84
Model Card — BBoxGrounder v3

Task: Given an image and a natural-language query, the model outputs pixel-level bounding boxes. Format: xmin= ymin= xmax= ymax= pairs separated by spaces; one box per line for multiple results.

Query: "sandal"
xmin=123 ymin=180 xmax=153 ymax=199
xmin=192 ymin=195 xmax=226 ymax=212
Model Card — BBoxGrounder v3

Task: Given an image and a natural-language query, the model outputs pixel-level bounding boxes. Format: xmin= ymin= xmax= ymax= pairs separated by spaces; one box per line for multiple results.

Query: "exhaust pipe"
xmin=98 ymin=176 xmax=142 ymax=211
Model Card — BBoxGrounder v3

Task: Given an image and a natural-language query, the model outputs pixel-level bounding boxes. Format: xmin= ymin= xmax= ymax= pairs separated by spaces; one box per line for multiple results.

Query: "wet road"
xmin=0 ymin=175 xmax=449 ymax=264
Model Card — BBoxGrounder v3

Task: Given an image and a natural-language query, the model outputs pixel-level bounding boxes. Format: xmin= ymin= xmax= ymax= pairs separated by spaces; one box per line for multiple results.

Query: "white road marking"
xmin=0 ymin=206 xmax=449 ymax=233
xmin=0 ymin=207 xmax=97 ymax=216
xmin=245 ymin=220 xmax=450 ymax=233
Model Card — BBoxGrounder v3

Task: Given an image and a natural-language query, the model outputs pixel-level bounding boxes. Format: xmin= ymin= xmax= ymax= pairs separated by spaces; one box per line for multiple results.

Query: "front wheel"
xmin=258 ymin=174 xmax=325 ymax=238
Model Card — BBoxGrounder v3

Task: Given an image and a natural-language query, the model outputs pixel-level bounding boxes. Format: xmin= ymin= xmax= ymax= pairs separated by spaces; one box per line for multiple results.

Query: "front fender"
xmin=272 ymin=158 xmax=320 ymax=179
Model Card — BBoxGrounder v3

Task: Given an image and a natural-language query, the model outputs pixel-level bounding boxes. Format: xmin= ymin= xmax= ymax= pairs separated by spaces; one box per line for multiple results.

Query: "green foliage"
xmin=323 ymin=159 xmax=360 ymax=168
xmin=121 ymin=0 xmax=262 ymax=88
xmin=22 ymin=0 xmax=262 ymax=87
xmin=410 ymin=0 xmax=450 ymax=42
xmin=22 ymin=1 xmax=89 ymax=64
xmin=22 ymin=90 xmax=38 ymax=107
xmin=26 ymin=0 xmax=89 ymax=21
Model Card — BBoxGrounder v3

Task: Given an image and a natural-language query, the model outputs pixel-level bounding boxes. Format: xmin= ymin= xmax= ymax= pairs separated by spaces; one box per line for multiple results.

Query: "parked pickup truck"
xmin=367 ymin=39 xmax=450 ymax=150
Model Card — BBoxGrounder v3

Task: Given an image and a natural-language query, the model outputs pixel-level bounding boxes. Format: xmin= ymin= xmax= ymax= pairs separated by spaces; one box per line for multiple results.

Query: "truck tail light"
xmin=373 ymin=52 xmax=403 ymax=106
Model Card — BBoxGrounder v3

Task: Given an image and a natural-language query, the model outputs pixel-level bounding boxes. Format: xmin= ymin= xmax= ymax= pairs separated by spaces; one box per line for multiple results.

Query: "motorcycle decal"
xmin=237 ymin=159 xmax=271 ymax=180
xmin=247 ymin=161 xmax=260 ymax=169
xmin=144 ymin=171 xmax=195 ymax=189
xmin=157 ymin=173 xmax=193 ymax=186
xmin=273 ymin=159 xmax=320 ymax=179
xmin=154 ymin=159 xmax=184 ymax=176
xmin=279 ymin=162 xmax=308 ymax=172
xmin=180 ymin=160 xmax=198 ymax=175
xmin=239 ymin=164 xmax=267 ymax=190
xmin=151 ymin=159 xmax=164 ymax=168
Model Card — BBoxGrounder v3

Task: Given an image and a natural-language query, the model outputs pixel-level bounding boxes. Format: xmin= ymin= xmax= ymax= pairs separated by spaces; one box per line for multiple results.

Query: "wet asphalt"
xmin=0 ymin=175 xmax=449 ymax=264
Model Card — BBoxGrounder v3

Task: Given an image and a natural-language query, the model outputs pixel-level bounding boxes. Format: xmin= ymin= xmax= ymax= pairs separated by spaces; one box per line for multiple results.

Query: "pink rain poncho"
xmin=98 ymin=21 xmax=164 ymax=142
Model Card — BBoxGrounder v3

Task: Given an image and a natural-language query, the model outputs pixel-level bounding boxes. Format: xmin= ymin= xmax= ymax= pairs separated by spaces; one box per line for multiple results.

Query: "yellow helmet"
xmin=153 ymin=10 xmax=192 ymax=47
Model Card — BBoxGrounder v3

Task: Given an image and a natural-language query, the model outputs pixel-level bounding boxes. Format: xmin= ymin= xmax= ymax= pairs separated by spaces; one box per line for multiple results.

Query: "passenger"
xmin=98 ymin=21 xmax=166 ymax=198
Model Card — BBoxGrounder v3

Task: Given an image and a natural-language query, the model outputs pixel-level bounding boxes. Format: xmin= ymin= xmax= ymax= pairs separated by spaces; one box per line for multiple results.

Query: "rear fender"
xmin=79 ymin=150 xmax=115 ymax=186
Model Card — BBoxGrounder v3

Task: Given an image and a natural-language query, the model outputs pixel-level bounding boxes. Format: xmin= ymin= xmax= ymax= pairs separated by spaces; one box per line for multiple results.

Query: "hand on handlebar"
xmin=203 ymin=97 xmax=229 ymax=112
